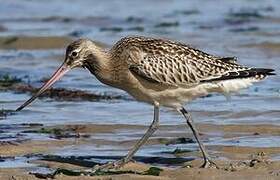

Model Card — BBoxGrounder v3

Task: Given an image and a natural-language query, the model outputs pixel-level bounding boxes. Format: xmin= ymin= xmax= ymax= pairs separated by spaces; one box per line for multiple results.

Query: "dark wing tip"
xmin=219 ymin=57 xmax=237 ymax=62
xmin=201 ymin=68 xmax=275 ymax=83
xmin=251 ymin=68 xmax=276 ymax=76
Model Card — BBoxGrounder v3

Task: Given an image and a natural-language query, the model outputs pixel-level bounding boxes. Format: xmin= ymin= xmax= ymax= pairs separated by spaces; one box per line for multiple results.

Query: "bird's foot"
xmin=201 ymin=158 xmax=219 ymax=169
xmin=93 ymin=158 xmax=133 ymax=172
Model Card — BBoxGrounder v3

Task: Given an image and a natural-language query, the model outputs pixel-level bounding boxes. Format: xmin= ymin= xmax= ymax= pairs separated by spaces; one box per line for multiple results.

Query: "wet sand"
xmin=0 ymin=123 xmax=280 ymax=179
xmin=1 ymin=161 xmax=280 ymax=180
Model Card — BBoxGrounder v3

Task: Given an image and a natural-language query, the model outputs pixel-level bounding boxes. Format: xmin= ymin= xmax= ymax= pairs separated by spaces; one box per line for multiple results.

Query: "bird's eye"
xmin=71 ymin=51 xmax=78 ymax=57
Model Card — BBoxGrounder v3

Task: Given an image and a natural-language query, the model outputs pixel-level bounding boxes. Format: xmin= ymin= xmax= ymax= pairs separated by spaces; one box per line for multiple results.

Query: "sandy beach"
xmin=0 ymin=123 xmax=280 ymax=179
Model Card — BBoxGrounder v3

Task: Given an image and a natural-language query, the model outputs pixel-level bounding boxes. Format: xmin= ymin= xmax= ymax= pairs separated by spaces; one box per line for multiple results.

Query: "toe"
xmin=93 ymin=159 xmax=128 ymax=171
xmin=201 ymin=159 xmax=219 ymax=169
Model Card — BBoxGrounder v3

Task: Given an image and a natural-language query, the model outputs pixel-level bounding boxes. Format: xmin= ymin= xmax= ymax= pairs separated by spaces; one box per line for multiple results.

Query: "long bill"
xmin=16 ymin=63 xmax=70 ymax=111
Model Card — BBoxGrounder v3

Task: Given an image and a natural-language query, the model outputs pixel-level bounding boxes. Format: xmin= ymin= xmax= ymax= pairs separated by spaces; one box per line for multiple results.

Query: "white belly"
xmin=128 ymin=77 xmax=261 ymax=108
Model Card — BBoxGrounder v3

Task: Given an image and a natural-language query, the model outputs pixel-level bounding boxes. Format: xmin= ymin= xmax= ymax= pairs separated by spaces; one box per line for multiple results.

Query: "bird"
xmin=16 ymin=36 xmax=275 ymax=169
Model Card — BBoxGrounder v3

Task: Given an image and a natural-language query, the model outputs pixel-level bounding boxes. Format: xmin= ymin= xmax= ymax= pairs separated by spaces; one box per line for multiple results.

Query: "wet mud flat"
xmin=0 ymin=123 xmax=280 ymax=179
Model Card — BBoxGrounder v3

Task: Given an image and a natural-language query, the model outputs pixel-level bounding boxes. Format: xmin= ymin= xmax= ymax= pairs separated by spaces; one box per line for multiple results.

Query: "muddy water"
xmin=0 ymin=0 xmax=279 ymax=171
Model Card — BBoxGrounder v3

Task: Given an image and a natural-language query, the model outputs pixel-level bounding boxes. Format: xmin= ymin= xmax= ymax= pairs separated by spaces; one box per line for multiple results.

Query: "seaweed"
xmin=126 ymin=16 xmax=143 ymax=23
xmin=165 ymin=137 xmax=195 ymax=146
xmin=3 ymin=37 xmax=18 ymax=45
xmin=229 ymin=27 xmax=259 ymax=32
xmin=0 ymin=74 xmax=22 ymax=87
xmin=172 ymin=148 xmax=193 ymax=155
xmin=127 ymin=26 xmax=145 ymax=32
xmin=225 ymin=8 xmax=266 ymax=25
xmin=31 ymin=168 xmax=83 ymax=179
xmin=42 ymin=16 xmax=73 ymax=23
xmin=155 ymin=21 xmax=179 ymax=28
xmin=39 ymin=154 xmax=190 ymax=167
xmin=100 ymin=26 xmax=144 ymax=32
xmin=1 ymin=75 xmax=124 ymax=102
xmin=22 ymin=127 xmax=90 ymax=139
xmin=0 ymin=109 xmax=15 ymax=119
xmin=31 ymin=166 xmax=163 ymax=179
xmin=173 ymin=9 xmax=200 ymax=16
xmin=13 ymin=84 xmax=123 ymax=101
xmin=100 ymin=27 xmax=124 ymax=32
xmin=143 ymin=167 xmax=163 ymax=176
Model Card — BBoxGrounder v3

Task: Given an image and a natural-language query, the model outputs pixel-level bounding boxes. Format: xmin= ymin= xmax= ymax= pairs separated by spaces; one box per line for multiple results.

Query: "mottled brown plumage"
xmin=111 ymin=36 xmax=273 ymax=87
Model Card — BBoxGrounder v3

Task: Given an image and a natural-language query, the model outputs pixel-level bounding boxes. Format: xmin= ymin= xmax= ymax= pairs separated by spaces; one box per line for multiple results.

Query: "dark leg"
xmin=179 ymin=107 xmax=217 ymax=168
xmin=94 ymin=104 xmax=160 ymax=171
xmin=123 ymin=103 xmax=159 ymax=162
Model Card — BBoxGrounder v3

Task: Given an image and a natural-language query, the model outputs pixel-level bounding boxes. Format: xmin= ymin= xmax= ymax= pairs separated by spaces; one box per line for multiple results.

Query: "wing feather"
xmin=115 ymin=37 xmax=271 ymax=86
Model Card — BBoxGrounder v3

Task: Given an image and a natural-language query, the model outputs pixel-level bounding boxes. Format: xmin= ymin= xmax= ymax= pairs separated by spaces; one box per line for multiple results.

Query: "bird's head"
xmin=64 ymin=39 xmax=101 ymax=69
xmin=16 ymin=39 xmax=103 ymax=111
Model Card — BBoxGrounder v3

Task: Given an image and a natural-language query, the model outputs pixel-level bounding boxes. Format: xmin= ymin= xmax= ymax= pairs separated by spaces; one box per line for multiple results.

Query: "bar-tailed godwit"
xmin=16 ymin=36 xmax=275 ymax=169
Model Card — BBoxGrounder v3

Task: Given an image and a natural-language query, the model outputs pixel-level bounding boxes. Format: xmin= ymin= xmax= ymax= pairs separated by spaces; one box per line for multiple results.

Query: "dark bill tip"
xmin=16 ymin=63 xmax=70 ymax=111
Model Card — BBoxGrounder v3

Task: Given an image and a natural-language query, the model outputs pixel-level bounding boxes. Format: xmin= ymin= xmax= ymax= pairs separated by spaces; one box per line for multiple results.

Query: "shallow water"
xmin=0 ymin=0 xmax=279 ymax=169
